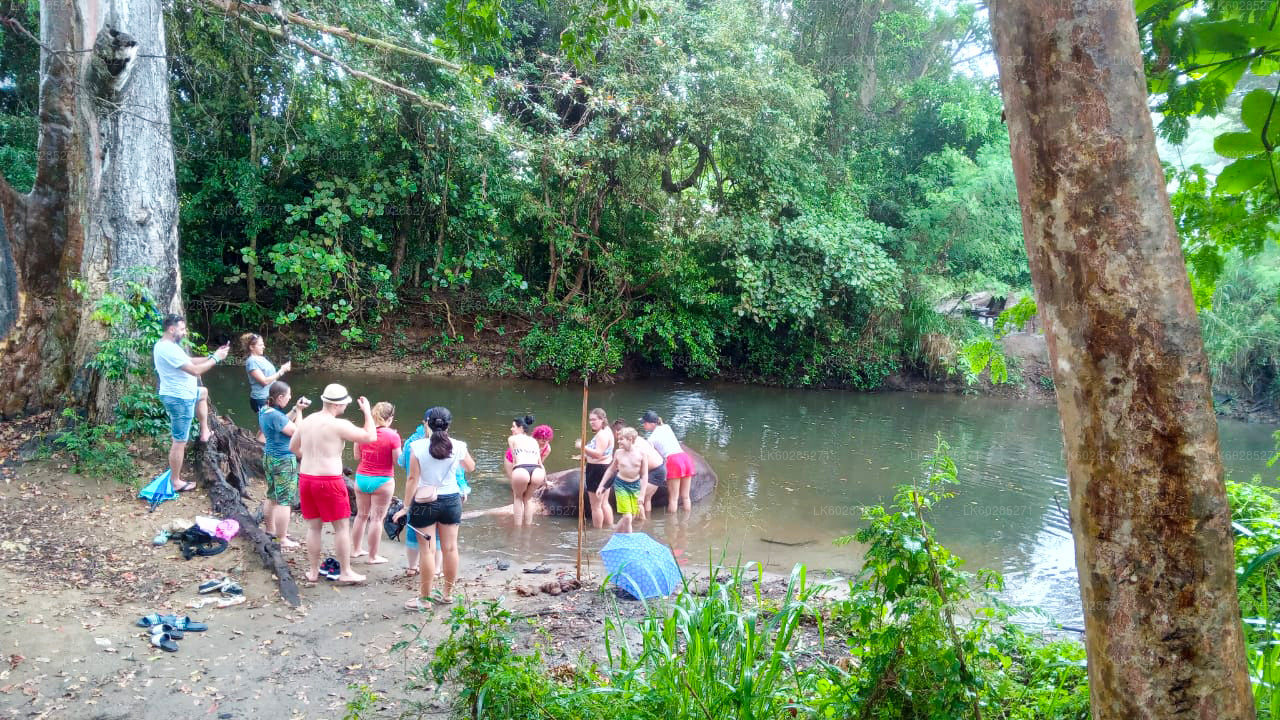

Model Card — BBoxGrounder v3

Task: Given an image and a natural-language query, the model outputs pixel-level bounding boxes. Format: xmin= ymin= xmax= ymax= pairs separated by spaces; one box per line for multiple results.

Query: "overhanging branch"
xmin=205 ymin=0 xmax=463 ymax=73
xmin=198 ymin=0 xmax=450 ymax=112
xmin=661 ymin=139 xmax=710 ymax=193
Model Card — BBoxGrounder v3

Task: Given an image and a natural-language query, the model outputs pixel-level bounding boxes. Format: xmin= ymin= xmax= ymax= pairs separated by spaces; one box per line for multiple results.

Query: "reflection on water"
xmin=204 ymin=368 xmax=1278 ymax=621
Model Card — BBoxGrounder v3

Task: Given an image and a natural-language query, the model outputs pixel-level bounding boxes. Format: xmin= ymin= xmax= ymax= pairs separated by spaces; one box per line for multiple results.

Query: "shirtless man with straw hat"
xmin=290 ymin=383 xmax=376 ymax=584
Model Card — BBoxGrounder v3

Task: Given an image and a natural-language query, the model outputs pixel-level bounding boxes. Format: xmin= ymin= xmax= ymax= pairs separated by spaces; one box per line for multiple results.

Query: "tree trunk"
xmin=988 ymin=0 xmax=1255 ymax=717
xmin=0 ymin=0 xmax=181 ymax=419
xmin=192 ymin=404 xmax=301 ymax=607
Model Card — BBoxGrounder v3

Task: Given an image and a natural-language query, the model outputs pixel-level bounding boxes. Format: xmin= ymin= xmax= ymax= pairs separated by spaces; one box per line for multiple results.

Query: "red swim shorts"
xmin=665 ymin=451 xmax=695 ymax=479
xmin=299 ymin=473 xmax=351 ymax=522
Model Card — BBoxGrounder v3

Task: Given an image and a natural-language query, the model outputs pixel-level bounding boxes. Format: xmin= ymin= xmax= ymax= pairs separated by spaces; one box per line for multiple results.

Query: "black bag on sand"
xmin=385 ymin=496 xmax=406 ymax=540
xmin=174 ymin=526 xmax=228 ymax=560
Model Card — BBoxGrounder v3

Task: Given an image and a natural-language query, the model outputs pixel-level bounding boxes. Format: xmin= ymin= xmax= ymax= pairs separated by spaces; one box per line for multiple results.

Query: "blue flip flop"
xmin=148 ymin=623 xmax=185 ymax=639
xmin=149 ymin=631 xmax=179 ymax=652
xmin=136 ymin=613 xmax=165 ymax=628
xmin=157 ymin=615 xmax=207 ymax=632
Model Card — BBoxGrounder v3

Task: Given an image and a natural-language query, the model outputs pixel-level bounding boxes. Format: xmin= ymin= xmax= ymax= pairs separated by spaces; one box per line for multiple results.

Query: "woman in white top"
xmin=396 ymin=406 xmax=474 ymax=610
xmin=641 ymin=410 xmax=695 ymax=512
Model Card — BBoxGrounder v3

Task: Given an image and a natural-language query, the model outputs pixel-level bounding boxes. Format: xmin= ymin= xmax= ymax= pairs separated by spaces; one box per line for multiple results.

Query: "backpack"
xmin=173 ymin=525 xmax=228 ymax=560
xmin=384 ymin=496 xmax=406 ymax=540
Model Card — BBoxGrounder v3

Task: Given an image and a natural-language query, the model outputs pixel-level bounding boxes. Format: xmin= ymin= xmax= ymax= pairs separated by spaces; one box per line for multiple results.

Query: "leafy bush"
xmin=421 ymin=436 xmax=1093 ymax=720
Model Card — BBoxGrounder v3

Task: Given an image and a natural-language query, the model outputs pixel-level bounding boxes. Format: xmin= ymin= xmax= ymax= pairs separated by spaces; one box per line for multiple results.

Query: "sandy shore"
xmin=0 ymin=460 xmax=825 ymax=720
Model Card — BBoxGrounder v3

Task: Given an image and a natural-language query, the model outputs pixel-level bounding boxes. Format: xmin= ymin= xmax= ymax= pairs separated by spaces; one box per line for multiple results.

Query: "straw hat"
xmin=320 ymin=383 xmax=351 ymax=404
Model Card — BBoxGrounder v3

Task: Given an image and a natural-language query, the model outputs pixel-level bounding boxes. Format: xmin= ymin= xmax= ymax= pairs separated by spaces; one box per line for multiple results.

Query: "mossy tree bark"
xmin=989 ymin=0 xmax=1255 ymax=716
xmin=0 ymin=0 xmax=181 ymax=419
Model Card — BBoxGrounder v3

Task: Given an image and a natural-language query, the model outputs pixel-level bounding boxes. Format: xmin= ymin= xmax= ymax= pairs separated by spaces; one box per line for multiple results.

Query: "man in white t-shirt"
xmin=153 ymin=315 xmax=229 ymax=492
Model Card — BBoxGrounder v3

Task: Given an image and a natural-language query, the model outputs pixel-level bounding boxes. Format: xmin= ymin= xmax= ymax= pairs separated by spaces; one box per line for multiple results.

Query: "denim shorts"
xmin=161 ymin=395 xmax=196 ymax=441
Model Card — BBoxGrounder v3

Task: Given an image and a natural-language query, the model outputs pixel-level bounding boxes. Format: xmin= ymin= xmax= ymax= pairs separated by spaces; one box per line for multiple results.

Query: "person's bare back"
xmin=293 ymin=397 xmax=376 ymax=475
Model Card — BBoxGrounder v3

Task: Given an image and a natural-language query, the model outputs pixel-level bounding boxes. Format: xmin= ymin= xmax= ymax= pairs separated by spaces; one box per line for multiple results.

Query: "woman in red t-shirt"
xmin=351 ymin=401 xmax=402 ymax=564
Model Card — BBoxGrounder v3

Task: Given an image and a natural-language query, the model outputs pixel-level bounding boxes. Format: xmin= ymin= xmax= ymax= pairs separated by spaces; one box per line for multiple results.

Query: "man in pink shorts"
xmin=290 ymin=384 xmax=377 ymax=584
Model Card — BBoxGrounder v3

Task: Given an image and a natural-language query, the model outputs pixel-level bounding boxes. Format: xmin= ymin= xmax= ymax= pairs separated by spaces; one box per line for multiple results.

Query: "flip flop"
xmin=523 ymin=564 xmax=551 ymax=574
xmin=157 ymin=615 xmax=207 ymax=632
xmin=220 ymin=582 xmax=244 ymax=596
xmin=148 ymin=623 xmax=184 ymax=640
xmin=149 ymin=631 xmax=180 ymax=652
xmin=198 ymin=578 xmax=231 ymax=594
xmin=185 ymin=597 xmax=218 ymax=609
xmin=173 ymin=480 xmax=197 ymax=492
xmin=216 ymin=595 xmax=246 ymax=608
xmin=404 ymin=567 xmax=420 ymax=577
xmin=404 ymin=597 xmax=431 ymax=611
xmin=136 ymin=613 xmax=165 ymax=628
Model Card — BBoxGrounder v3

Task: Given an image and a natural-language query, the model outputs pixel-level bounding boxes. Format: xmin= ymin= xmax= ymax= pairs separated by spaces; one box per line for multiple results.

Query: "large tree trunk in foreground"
xmin=0 ymin=0 xmax=181 ymax=418
xmin=193 ymin=407 xmax=301 ymax=607
xmin=989 ymin=0 xmax=1254 ymax=716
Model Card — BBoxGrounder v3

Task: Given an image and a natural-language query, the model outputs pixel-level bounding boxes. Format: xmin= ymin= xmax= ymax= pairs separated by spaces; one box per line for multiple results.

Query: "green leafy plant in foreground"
xmin=419 ymin=436 xmax=1091 ymax=720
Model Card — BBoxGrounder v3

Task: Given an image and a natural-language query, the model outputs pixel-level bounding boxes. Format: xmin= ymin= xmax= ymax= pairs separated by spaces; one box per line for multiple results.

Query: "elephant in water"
xmin=463 ymin=444 xmax=718 ymax=521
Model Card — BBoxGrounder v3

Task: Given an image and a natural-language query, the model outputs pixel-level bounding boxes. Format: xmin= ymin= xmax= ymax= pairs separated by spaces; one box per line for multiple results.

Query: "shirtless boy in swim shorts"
xmin=597 ymin=427 xmax=649 ymax=534
xmin=289 ymin=384 xmax=377 ymax=584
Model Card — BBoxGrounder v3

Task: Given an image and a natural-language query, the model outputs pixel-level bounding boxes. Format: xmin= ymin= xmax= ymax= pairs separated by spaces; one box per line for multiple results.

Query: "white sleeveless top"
xmin=647 ymin=424 xmax=681 ymax=458
xmin=409 ymin=437 xmax=466 ymax=496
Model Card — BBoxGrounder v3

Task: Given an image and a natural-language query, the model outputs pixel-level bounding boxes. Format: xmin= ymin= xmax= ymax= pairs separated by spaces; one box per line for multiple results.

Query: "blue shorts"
xmin=161 ymin=395 xmax=197 ymax=442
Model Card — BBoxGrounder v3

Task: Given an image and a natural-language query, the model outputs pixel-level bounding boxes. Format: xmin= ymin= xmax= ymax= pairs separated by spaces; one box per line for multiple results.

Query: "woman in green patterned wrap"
xmin=260 ymin=381 xmax=311 ymax=548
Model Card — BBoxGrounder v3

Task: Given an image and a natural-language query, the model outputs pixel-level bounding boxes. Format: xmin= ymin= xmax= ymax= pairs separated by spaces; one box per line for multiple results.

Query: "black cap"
xmin=640 ymin=410 xmax=660 ymax=424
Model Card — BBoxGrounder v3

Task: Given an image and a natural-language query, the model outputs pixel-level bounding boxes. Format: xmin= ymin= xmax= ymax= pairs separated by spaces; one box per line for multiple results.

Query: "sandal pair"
xmin=198 ymin=577 xmax=243 ymax=596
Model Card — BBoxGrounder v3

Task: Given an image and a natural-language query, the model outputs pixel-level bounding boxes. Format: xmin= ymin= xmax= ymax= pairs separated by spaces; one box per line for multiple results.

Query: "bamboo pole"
xmin=576 ymin=375 xmax=589 ymax=580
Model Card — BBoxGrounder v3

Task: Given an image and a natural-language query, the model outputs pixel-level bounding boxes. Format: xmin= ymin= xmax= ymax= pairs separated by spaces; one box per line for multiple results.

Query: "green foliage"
xmin=996 ymin=296 xmax=1038 ymax=337
xmin=1227 ymin=443 xmax=1280 ymax=719
xmin=520 ymin=317 xmax=624 ymax=381
xmin=1200 ymin=247 xmax=1280 ymax=401
xmin=958 ymin=336 xmax=1009 ymax=386
xmin=148 ymin=0 xmax=1026 ymax=387
xmin=52 ymin=409 xmax=138 ymax=485
xmin=425 ymin=437 xmax=1091 ymax=720
xmin=902 ymin=144 xmax=1029 ymax=295
xmin=1142 ymin=0 xmax=1280 ymax=303
xmin=341 ymin=685 xmax=378 ymax=720
xmin=51 ymin=277 xmax=173 ymax=484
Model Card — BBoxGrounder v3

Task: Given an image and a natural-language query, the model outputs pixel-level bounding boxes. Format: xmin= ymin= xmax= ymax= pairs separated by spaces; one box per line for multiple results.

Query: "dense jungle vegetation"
xmin=0 ymin=0 xmax=1277 ymax=398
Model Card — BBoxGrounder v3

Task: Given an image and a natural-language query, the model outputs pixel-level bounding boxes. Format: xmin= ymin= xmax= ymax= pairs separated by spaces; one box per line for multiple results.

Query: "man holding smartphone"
xmin=153 ymin=314 xmax=229 ymax=492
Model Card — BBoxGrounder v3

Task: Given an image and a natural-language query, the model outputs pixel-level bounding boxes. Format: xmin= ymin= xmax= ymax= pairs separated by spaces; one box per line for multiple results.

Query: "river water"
xmin=205 ymin=368 xmax=1278 ymax=622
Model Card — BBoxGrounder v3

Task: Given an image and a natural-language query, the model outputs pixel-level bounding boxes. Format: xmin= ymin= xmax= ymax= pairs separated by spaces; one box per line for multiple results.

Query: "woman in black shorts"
xmin=577 ymin=407 xmax=614 ymax=529
xmin=397 ymin=406 xmax=475 ymax=610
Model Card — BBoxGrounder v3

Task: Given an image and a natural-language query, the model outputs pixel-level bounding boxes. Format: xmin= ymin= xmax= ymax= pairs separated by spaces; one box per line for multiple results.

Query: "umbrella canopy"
xmin=139 ymin=469 xmax=177 ymax=512
xmin=599 ymin=532 xmax=682 ymax=599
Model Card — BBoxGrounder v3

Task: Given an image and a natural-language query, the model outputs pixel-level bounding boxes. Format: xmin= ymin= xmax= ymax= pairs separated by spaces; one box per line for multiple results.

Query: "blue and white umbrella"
xmin=139 ymin=469 xmax=177 ymax=512
xmin=599 ymin=532 xmax=683 ymax=599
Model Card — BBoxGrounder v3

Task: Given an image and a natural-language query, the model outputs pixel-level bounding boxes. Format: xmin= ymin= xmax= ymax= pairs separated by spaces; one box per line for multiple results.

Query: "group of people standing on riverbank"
xmin=151 ymin=317 xmax=697 ymax=609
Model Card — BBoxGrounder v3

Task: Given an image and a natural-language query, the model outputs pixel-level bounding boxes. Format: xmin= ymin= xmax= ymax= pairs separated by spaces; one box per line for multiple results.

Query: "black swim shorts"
xmin=647 ymin=464 xmax=667 ymax=487
xmin=409 ymin=493 xmax=463 ymax=527
xmin=584 ymin=463 xmax=608 ymax=492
